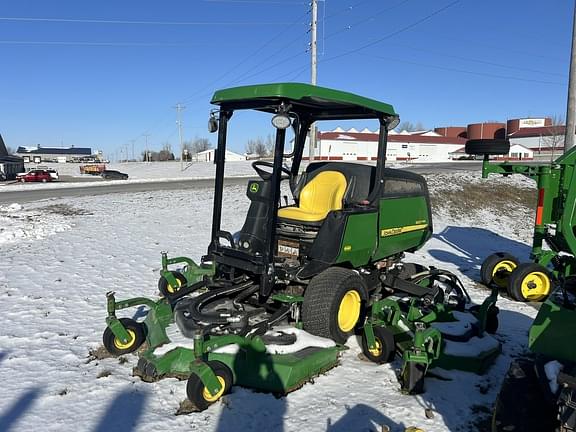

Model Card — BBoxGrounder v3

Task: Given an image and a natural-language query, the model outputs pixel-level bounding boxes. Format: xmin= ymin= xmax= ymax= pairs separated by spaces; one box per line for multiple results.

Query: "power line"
xmin=181 ymin=11 xmax=309 ymax=103
xmin=0 ymin=16 xmax=292 ymax=26
xmin=325 ymin=0 xmax=413 ymax=40
xmin=0 ymin=40 xmax=204 ymax=47
xmin=363 ymin=52 xmax=565 ymax=86
xmin=394 ymin=43 xmax=567 ymax=78
xmin=320 ymin=0 xmax=462 ymax=64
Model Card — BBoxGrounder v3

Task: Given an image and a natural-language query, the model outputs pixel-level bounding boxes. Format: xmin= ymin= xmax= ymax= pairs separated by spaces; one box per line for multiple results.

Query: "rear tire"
xmin=186 ymin=361 xmax=233 ymax=412
xmin=507 ymin=263 xmax=552 ymax=302
xmin=302 ymin=267 xmax=368 ymax=344
xmin=465 ymin=139 xmax=510 ymax=155
xmin=492 ymin=359 xmax=557 ymax=432
xmin=480 ymin=253 xmax=519 ymax=288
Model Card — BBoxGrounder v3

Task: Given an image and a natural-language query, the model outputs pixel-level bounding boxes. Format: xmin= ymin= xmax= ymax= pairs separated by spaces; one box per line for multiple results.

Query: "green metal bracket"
xmin=161 ymin=251 xmax=215 ymax=286
xmin=363 ymin=322 xmax=377 ymax=353
xmin=105 ymin=315 xmax=132 ymax=345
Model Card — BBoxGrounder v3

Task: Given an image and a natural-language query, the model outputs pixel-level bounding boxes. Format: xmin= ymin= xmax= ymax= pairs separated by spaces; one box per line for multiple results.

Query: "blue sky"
xmin=0 ymin=0 xmax=572 ymax=159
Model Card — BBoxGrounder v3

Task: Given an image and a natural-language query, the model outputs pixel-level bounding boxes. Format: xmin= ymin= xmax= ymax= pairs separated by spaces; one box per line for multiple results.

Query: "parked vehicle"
xmin=16 ymin=169 xmax=53 ymax=183
xmin=101 ymin=170 xmax=128 ymax=180
xmin=80 ymin=164 xmax=106 ymax=175
xmin=35 ymin=166 xmax=59 ymax=180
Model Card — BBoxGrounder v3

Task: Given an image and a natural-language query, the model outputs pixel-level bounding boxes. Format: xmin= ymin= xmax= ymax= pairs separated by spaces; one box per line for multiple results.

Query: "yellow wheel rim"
xmin=492 ymin=260 xmax=517 ymax=288
xmin=337 ymin=290 xmax=361 ymax=332
xmin=368 ymin=338 xmax=382 ymax=357
xmin=166 ymin=278 xmax=182 ymax=294
xmin=202 ymin=376 xmax=226 ymax=402
xmin=113 ymin=329 xmax=136 ymax=350
xmin=520 ymin=271 xmax=551 ymax=301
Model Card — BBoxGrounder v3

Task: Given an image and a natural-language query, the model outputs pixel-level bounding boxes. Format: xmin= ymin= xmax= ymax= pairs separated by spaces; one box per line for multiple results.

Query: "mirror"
xmin=208 ymin=115 xmax=218 ymax=133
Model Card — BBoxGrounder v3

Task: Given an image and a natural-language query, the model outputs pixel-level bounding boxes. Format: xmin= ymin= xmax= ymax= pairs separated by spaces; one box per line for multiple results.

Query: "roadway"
xmin=0 ymin=162 xmax=482 ymax=204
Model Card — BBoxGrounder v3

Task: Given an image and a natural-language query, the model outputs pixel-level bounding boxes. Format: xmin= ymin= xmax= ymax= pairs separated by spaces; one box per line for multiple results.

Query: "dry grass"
xmin=430 ymin=182 xmax=536 ymax=219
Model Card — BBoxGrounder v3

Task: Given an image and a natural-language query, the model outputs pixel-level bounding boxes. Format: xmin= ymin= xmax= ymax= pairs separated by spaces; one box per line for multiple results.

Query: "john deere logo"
xmin=250 ymin=183 xmax=259 ymax=193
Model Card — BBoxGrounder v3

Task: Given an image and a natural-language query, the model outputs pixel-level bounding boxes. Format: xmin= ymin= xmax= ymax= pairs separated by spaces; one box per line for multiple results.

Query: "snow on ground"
xmin=0 ymin=171 xmax=538 ymax=432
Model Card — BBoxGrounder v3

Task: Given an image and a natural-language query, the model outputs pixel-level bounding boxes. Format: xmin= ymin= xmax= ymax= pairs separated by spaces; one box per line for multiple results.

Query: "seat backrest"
xmin=303 ymin=162 xmax=376 ymax=203
xmin=298 ymin=171 xmax=347 ymax=215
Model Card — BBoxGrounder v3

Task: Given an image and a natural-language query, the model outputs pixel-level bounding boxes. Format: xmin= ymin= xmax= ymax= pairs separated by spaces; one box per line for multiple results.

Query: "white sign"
xmin=519 ymin=118 xmax=546 ymax=128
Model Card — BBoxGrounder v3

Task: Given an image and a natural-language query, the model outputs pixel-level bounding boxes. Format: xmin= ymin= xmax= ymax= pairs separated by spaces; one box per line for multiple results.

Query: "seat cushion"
xmin=278 ymin=171 xmax=347 ymax=222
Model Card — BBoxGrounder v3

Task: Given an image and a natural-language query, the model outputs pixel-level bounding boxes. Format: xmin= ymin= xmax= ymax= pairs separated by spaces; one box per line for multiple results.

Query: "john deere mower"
xmin=102 ymin=83 xmax=501 ymax=410
xmin=466 ymin=139 xmax=576 ymax=302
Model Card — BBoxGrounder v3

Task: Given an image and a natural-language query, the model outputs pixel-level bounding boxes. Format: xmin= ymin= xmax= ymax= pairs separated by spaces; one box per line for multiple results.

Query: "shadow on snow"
xmin=428 ymin=225 xmax=531 ymax=279
xmin=0 ymin=388 xmax=41 ymax=432
xmin=92 ymin=387 xmax=148 ymax=432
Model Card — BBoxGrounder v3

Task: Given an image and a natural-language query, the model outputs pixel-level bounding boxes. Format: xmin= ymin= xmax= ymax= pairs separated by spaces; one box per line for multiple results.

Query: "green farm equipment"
xmin=102 ymin=83 xmax=501 ymax=410
xmin=466 ymin=138 xmax=576 ymax=302
xmin=492 ymin=275 xmax=576 ymax=431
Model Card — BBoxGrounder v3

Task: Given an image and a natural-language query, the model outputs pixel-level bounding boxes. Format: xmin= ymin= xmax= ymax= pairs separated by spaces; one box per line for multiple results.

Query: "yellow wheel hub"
xmin=113 ymin=329 xmax=136 ymax=350
xmin=492 ymin=260 xmax=517 ymax=288
xmin=338 ymin=290 xmax=361 ymax=332
xmin=368 ymin=338 xmax=382 ymax=357
xmin=521 ymin=271 xmax=551 ymax=301
xmin=166 ymin=278 xmax=182 ymax=294
xmin=202 ymin=376 xmax=226 ymax=402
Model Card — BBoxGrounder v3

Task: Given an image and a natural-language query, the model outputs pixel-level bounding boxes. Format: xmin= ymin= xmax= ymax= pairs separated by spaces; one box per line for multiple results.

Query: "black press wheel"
xmin=361 ymin=326 xmax=396 ymax=364
xmin=102 ymin=318 xmax=146 ymax=356
xmin=468 ymin=304 xmax=499 ymax=334
xmin=302 ymin=267 xmax=368 ymax=344
xmin=507 ymin=263 xmax=552 ymax=302
xmin=186 ymin=361 xmax=233 ymax=412
xmin=158 ymin=271 xmax=187 ymax=297
xmin=480 ymin=252 xmax=519 ymax=289
xmin=492 ymin=359 xmax=558 ymax=432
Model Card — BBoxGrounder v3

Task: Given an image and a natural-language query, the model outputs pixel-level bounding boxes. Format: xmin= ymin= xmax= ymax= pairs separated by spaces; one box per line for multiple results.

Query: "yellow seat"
xmin=278 ymin=171 xmax=347 ymax=223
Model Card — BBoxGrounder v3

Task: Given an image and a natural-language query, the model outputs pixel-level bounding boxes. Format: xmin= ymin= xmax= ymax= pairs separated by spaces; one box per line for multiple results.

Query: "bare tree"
xmin=396 ymin=121 xmax=426 ymax=132
xmin=265 ymin=134 xmax=275 ymax=156
xmin=541 ymin=115 xmax=565 ymax=161
xmin=246 ymin=137 xmax=268 ymax=158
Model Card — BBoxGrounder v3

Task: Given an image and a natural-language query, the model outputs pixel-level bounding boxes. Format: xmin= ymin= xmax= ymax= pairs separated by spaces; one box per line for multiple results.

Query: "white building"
xmin=192 ymin=149 xmax=246 ymax=162
xmin=304 ymin=128 xmax=466 ymax=162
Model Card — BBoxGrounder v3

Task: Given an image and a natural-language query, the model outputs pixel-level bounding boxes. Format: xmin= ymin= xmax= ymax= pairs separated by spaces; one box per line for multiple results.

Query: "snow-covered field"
xmin=0 ymin=170 xmax=538 ymax=432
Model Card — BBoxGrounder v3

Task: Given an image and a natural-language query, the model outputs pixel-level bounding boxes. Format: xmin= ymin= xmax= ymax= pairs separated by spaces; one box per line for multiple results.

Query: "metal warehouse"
xmin=16 ymin=145 xmax=93 ymax=163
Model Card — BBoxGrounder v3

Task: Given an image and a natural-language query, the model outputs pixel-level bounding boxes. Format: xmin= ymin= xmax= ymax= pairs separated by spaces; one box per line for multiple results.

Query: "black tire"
xmin=102 ymin=318 xmax=146 ymax=356
xmin=302 ymin=267 xmax=368 ymax=344
xmin=361 ymin=326 xmax=396 ymax=364
xmin=480 ymin=252 xmax=519 ymax=289
xmin=507 ymin=263 xmax=552 ymax=302
xmin=492 ymin=359 xmax=558 ymax=432
xmin=465 ymin=139 xmax=510 ymax=156
xmin=158 ymin=271 xmax=187 ymax=297
xmin=469 ymin=304 xmax=499 ymax=334
xmin=396 ymin=263 xmax=428 ymax=280
xmin=186 ymin=361 xmax=233 ymax=412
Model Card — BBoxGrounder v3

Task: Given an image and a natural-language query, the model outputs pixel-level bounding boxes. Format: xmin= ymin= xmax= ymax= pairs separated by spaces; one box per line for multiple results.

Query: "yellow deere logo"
xmin=250 ymin=183 xmax=259 ymax=193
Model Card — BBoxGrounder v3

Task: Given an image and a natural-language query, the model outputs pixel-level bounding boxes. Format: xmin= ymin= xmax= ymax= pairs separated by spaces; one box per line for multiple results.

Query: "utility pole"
xmin=309 ymin=0 xmax=318 ymax=162
xmin=566 ymin=1 xmax=576 ymax=152
xmin=175 ymin=103 xmax=186 ymax=170
xmin=130 ymin=139 xmax=136 ymax=162
xmin=143 ymin=133 xmax=150 ymax=162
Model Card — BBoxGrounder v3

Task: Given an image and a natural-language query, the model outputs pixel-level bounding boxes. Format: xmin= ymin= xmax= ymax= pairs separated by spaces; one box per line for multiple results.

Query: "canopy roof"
xmin=211 ymin=83 xmax=397 ymax=121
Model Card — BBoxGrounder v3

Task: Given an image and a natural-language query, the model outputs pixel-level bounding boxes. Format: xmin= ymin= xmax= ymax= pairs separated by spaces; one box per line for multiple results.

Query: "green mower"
xmin=492 ymin=271 xmax=576 ymax=431
xmin=102 ymin=83 xmax=501 ymax=410
xmin=466 ymin=139 xmax=576 ymax=302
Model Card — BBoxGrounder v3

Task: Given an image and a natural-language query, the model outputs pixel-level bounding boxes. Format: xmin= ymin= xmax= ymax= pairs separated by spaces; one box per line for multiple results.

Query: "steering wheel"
xmin=251 ymin=161 xmax=291 ymax=181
